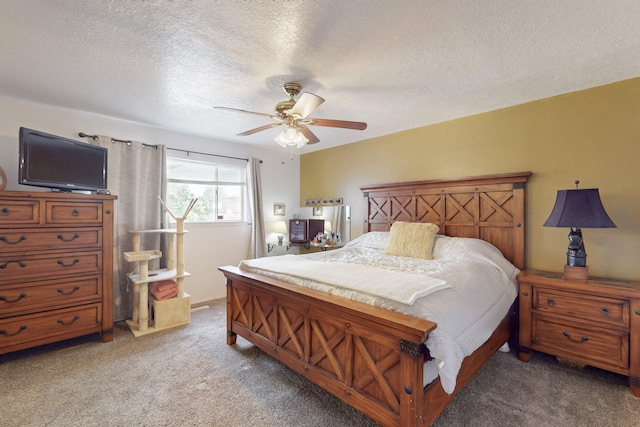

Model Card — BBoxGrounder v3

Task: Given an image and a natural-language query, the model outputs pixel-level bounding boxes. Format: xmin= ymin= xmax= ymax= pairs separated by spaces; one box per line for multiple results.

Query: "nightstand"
xmin=517 ymin=269 xmax=640 ymax=396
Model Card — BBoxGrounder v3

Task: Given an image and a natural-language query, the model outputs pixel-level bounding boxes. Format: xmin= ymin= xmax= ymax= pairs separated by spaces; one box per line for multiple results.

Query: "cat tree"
xmin=124 ymin=197 xmax=197 ymax=337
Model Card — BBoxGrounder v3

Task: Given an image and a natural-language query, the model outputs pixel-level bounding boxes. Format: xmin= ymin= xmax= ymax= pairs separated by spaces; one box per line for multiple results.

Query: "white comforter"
xmin=239 ymin=232 xmax=519 ymax=394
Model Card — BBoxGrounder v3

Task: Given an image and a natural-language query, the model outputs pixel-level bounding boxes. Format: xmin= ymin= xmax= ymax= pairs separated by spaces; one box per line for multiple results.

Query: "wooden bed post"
xmin=399 ymin=342 xmax=426 ymax=427
xmin=226 ymin=277 xmax=237 ymax=345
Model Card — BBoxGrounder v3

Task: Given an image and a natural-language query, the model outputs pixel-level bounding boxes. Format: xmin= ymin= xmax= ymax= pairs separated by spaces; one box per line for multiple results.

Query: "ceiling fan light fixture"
xmin=275 ymin=127 xmax=308 ymax=148
xmin=217 ymin=82 xmax=366 ymax=146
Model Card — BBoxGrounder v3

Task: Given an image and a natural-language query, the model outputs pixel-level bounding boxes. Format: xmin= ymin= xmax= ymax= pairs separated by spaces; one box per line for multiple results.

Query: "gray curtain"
xmin=89 ymin=136 xmax=167 ymax=321
xmin=248 ymin=158 xmax=266 ymax=258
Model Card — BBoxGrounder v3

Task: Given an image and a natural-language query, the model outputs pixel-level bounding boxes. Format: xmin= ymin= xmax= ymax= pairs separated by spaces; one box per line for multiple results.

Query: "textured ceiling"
xmin=1 ymin=0 xmax=639 ymax=153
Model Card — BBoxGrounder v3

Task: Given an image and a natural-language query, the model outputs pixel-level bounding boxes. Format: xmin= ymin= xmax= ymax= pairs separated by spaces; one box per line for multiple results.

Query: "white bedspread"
xmin=240 ymin=257 xmax=449 ymax=305
xmin=238 ymin=233 xmax=519 ymax=394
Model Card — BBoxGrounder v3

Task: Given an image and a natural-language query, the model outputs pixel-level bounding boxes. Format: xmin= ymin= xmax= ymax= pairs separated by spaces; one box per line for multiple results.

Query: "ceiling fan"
xmin=214 ymin=82 xmax=367 ymax=147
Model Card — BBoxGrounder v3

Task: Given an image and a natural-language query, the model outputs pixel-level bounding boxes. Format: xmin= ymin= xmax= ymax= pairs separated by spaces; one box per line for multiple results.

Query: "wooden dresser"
xmin=0 ymin=191 xmax=116 ymax=355
xmin=518 ymin=269 xmax=640 ymax=396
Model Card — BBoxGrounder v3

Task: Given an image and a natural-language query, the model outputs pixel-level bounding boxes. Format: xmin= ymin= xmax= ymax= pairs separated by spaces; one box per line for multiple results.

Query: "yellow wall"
xmin=301 ymin=77 xmax=640 ymax=280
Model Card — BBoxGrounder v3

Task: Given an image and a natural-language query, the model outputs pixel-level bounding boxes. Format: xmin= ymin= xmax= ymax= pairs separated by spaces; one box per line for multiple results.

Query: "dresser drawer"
xmin=0 ymin=303 xmax=102 ymax=353
xmin=45 ymin=201 xmax=103 ymax=224
xmin=0 ymin=251 xmax=102 ymax=284
xmin=0 ymin=199 xmax=40 ymax=225
xmin=532 ymin=315 xmax=629 ymax=371
xmin=533 ymin=288 xmax=628 ymax=329
xmin=0 ymin=275 xmax=102 ymax=318
xmin=0 ymin=228 xmax=102 ymax=253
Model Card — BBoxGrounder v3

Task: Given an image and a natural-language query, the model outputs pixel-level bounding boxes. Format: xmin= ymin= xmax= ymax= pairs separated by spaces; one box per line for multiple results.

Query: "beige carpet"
xmin=1 ymin=298 xmax=637 ymax=427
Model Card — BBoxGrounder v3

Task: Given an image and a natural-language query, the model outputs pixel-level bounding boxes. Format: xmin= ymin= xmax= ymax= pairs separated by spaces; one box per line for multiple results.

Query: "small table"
xmin=309 ymin=242 xmax=346 ymax=251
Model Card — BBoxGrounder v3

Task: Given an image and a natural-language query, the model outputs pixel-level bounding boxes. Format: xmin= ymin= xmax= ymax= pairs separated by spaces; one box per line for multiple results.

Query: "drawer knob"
xmin=547 ymin=297 xmax=555 ymax=307
xmin=563 ymin=331 xmax=588 ymax=344
xmin=0 ymin=260 xmax=27 ymax=269
xmin=0 ymin=207 xmax=8 ymax=216
xmin=57 ymin=286 xmax=80 ymax=296
xmin=72 ymin=209 xmax=79 ymax=216
xmin=0 ymin=235 xmax=27 ymax=245
xmin=57 ymin=258 xmax=80 ymax=268
xmin=0 ymin=292 xmax=27 ymax=303
xmin=57 ymin=233 xmax=80 ymax=243
xmin=0 ymin=325 xmax=27 ymax=337
xmin=600 ymin=306 xmax=609 ymax=316
xmin=57 ymin=315 xmax=80 ymax=326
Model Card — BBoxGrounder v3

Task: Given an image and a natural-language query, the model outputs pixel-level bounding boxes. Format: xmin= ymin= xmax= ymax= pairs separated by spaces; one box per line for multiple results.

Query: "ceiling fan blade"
xmin=304 ymin=118 xmax=367 ymax=130
xmin=290 ymin=93 xmax=325 ymax=119
xmin=214 ymin=106 xmax=280 ymax=121
xmin=238 ymin=122 xmax=283 ymax=136
xmin=298 ymin=125 xmax=320 ymax=144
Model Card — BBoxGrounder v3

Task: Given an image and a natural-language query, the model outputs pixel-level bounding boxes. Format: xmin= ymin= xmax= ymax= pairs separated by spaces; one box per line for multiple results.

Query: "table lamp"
xmin=543 ymin=181 xmax=616 ymax=280
xmin=274 ymin=220 xmax=288 ymax=245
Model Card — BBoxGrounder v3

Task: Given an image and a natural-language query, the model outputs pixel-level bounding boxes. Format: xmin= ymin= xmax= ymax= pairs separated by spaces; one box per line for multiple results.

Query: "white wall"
xmin=181 ymin=222 xmax=251 ymax=302
xmin=0 ymin=95 xmax=301 ymax=305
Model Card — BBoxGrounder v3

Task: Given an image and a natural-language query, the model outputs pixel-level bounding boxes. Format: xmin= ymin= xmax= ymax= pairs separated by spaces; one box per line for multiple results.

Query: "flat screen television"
xmin=19 ymin=127 xmax=108 ymax=192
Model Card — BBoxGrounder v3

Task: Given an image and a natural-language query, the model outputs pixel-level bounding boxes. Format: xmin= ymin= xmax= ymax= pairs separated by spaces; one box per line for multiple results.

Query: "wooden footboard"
xmin=220 ymin=265 xmax=514 ymax=426
xmin=221 ymin=265 xmax=439 ymax=426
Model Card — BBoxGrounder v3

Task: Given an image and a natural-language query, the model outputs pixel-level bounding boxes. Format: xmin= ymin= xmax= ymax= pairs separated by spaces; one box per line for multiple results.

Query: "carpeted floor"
xmin=1 ymin=298 xmax=637 ymax=427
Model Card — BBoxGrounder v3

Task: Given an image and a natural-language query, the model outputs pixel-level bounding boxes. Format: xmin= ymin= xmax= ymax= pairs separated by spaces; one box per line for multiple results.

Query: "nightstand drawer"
xmin=533 ymin=288 xmax=628 ymax=328
xmin=532 ymin=315 xmax=629 ymax=371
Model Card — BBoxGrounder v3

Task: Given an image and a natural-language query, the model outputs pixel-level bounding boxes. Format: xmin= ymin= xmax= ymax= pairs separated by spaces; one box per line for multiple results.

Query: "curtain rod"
xmin=78 ymin=132 xmax=250 ymax=162
xmin=167 ymin=147 xmax=249 ymax=162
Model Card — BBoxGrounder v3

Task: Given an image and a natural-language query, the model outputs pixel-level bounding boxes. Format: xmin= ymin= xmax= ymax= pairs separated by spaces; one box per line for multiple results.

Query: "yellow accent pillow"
xmin=383 ymin=222 xmax=440 ymax=260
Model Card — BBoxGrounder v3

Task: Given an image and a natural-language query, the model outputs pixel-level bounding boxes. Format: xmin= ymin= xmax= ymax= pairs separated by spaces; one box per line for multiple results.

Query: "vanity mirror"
xmin=317 ymin=205 xmax=351 ymax=242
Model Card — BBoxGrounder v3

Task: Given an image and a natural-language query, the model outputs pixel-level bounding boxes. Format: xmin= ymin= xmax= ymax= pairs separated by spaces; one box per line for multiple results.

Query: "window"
xmin=166 ymin=157 xmax=247 ymax=222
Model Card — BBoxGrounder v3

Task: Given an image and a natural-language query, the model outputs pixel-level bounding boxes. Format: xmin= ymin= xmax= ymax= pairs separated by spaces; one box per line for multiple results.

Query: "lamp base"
xmin=563 ymin=265 xmax=589 ymax=280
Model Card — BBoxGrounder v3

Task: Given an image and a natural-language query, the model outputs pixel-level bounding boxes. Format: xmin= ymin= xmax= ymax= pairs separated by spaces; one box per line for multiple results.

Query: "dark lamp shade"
xmin=543 ymin=188 xmax=616 ymax=229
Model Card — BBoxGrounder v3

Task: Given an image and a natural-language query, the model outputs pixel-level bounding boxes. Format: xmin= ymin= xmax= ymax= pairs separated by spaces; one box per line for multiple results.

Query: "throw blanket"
xmin=240 ymin=255 xmax=449 ymax=305
xmin=150 ymin=280 xmax=177 ymax=301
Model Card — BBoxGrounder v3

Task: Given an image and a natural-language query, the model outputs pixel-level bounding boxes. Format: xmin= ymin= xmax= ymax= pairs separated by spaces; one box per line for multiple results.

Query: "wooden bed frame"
xmin=219 ymin=171 xmax=531 ymax=426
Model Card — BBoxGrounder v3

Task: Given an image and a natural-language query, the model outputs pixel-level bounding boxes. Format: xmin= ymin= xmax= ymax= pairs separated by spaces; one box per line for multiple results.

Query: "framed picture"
xmin=312 ymin=206 xmax=323 ymax=216
xmin=274 ymin=203 xmax=285 ymax=216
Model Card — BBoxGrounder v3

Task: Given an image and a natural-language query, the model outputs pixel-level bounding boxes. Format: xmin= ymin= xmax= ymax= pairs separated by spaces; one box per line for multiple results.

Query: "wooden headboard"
xmin=361 ymin=171 xmax=532 ymax=270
